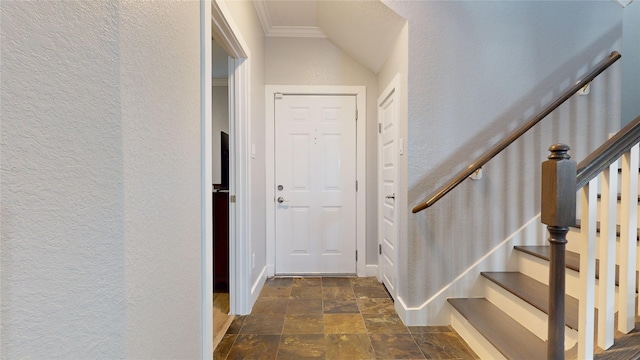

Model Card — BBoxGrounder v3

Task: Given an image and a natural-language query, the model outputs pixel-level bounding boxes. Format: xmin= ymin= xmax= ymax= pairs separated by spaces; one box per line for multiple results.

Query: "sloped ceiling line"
xmin=251 ymin=0 xmax=406 ymax=74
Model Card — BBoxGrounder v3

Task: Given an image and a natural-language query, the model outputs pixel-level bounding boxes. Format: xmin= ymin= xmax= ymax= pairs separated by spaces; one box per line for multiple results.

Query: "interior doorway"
xmin=212 ymin=38 xmax=232 ymax=348
xmin=206 ymin=1 xmax=251 ymax=355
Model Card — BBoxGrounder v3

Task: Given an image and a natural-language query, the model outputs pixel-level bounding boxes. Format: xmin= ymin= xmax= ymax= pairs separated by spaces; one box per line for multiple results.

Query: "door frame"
xmin=377 ymin=74 xmax=400 ymax=300
xmin=202 ymin=1 xmax=251 ymax=358
xmin=265 ymin=86 xmax=367 ymax=277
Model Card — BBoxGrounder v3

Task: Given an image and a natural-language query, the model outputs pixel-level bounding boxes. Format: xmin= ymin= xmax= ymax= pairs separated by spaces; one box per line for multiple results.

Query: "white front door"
xmin=378 ymin=83 xmax=399 ymax=299
xmin=275 ymin=94 xmax=357 ymax=275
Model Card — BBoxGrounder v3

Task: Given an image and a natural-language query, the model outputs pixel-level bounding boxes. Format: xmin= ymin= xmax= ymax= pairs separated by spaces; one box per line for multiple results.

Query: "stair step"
xmin=482 ymin=271 xmax=579 ymax=330
xmin=515 ymin=245 xmax=580 ymax=272
xmin=573 ymin=219 xmax=640 ymax=241
xmin=448 ymin=298 xmax=546 ymax=359
xmin=514 ymin=245 xmax=639 ymax=292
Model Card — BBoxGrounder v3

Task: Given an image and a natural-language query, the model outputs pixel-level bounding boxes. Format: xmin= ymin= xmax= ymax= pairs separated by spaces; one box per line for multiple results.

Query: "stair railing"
xmin=543 ymin=114 xmax=640 ymax=359
xmin=413 ymin=51 xmax=621 ymax=213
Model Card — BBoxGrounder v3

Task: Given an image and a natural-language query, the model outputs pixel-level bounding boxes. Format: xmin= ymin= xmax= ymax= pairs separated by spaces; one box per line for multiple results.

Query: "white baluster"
xmin=597 ymin=162 xmax=617 ymax=349
xmin=619 ymin=144 xmax=639 ymax=333
xmin=579 ymin=179 xmax=597 ymax=360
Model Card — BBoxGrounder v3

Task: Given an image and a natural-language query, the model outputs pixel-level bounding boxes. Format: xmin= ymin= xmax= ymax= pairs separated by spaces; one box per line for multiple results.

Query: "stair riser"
xmin=613 ymin=173 xmax=640 ymax=195
xmin=517 ymin=251 xmax=623 ymax=310
xmin=569 ymin=192 xmax=640 ymax=251
xmin=450 ymin=307 xmax=508 ymax=360
xmin=566 ymin=227 xmax=639 ymax=256
xmin=592 ymin=198 xmax=639 ymax=224
xmin=484 ymin=279 xmax=578 ymax=349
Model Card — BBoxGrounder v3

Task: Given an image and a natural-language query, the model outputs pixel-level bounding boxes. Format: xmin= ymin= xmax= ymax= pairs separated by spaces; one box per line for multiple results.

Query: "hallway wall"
xmin=1 ymin=1 xmax=204 ymax=358
xmin=120 ymin=1 xmax=202 ymax=357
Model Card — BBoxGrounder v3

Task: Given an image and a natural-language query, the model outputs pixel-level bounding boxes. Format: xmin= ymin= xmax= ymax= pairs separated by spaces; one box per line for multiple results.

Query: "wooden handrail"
xmin=576 ymin=114 xmax=640 ymax=190
xmin=412 ymin=51 xmax=621 ymax=213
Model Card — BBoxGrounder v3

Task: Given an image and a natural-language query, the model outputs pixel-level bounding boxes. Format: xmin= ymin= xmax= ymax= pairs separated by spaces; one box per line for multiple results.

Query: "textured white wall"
xmin=1 ymin=1 xmax=204 ymax=358
xmin=1 ymin=2 xmax=125 ymax=358
xmin=119 ymin=1 xmax=202 ymax=358
xmin=265 ymin=37 xmax=380 ymax=264
xmin=383 ymin=0 xmax=623 ymax=312
xmin=222 ymin=0 xmax=267 ymax=289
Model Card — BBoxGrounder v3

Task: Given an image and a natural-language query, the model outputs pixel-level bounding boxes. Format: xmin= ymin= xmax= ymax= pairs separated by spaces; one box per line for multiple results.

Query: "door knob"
xmin=277 ymin=197 xmax=287 ymax=203
xmin=385 ymin=193 xmax=395 ymax=200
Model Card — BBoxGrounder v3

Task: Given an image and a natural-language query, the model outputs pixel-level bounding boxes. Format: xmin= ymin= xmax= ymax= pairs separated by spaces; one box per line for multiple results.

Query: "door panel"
xmin=275 ymin=95 xmax=357 ymax=274
xmin=379 ymin=87 xmax=398 ymax=298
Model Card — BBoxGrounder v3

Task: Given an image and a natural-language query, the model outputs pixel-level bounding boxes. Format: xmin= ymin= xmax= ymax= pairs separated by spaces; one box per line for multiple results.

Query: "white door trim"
xmin=377 ymin=74 xmax=400 ymax=301
xmin=266 ymin=85 xmax=367 ymax=277
xmin=202 ymin=3 xmax=251 ymax=359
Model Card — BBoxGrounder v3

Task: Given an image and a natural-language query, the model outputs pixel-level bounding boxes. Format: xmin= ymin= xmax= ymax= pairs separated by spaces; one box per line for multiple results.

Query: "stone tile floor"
xmin=214 ymin=276 xmax=479 ymax=359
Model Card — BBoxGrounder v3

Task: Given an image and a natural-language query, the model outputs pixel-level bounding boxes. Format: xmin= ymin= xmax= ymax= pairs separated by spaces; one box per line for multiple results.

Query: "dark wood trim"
xmin=576 ymin=114 xmax=640 ymax=189
xmin=448 ymin=298 xmax=546 ymax=358
xmin=481 ymin=271 xmax=579 ymax=330
xmin=541 ymin=144 xmax=576 ymax=360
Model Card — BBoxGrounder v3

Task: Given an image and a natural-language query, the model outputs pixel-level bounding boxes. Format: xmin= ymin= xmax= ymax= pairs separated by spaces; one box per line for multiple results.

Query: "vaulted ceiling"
xmin=253 ymin=0 xmax=406 ymax=74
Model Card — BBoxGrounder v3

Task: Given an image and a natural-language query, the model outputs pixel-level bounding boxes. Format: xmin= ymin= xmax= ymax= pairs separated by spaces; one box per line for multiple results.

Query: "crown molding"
xmin=252 ymin=0 xmax=272 ymax=35
xmin=252 ymin=0 xmax=326 ymax=38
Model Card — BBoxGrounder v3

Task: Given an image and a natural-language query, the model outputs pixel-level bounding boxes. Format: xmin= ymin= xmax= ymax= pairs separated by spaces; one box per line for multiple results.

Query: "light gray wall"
xmin=1 ymin=1 xmax=203 ymax=358
xmin=622 ymin=1 xmax=640 ymax=125
xmin=384 ymin=1 xmax=623 ymax=308
xmin=212 ymin=39 xmax=230 ymax=186
xmin=222 ymin=0 xmax=267 ymax=290
xmin=212 ymin=39 xmax=229 ymax=79
xmin=265 ymin=37 xmax=380 ymax=266
xmin=213 ymin=86 xmax=230 ymax=185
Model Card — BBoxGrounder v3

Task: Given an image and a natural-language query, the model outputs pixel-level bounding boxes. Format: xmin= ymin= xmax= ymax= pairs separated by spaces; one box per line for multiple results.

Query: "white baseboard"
xmin=365 ymin=264 xmax=378 ymax=277
xmin=250 ymin=266 xmax=268 ymax=309
xmin=395 ymin=296 xmax=430 ymax=325
xmin=395 ymin=215 xmax=544 ymax=325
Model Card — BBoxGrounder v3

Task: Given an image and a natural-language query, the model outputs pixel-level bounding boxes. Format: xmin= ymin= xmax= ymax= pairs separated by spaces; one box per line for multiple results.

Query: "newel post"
xmin=541 ymin=144 xmax=576 ymax=360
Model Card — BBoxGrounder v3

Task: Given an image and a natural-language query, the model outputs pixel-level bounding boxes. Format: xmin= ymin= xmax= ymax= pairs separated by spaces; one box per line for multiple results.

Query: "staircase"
xmin=448 ymin=146 xmax=640 ymax=359
xmin=410 ymin=52 xmax=637 ymax=359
